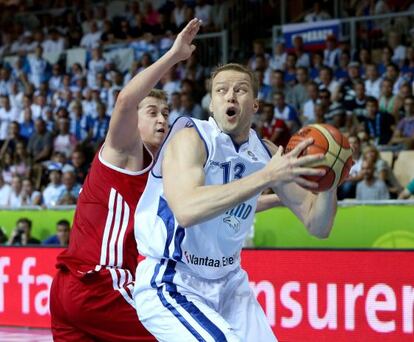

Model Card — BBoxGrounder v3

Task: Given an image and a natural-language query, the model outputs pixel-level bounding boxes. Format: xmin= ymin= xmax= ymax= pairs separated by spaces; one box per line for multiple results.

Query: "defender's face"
xmin=209 ymin=70 xmax=258 ymax=143
xmin=138 ymin=97 xmax=169 ymax=153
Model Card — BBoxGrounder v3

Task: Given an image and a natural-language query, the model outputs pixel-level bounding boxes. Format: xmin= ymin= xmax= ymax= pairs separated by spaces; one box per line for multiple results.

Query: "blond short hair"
xmin=147 ymin=89 xmax=168 ymax=102
xmin=210 ymin=63 xmax=259 ymax=97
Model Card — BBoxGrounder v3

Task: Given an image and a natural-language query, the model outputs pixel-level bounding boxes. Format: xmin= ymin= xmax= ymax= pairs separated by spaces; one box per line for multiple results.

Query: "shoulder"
xmin=262 ymin=139 xmax=277 ymax=155
xmin=169 ymin=126 xmax=205 ymax=151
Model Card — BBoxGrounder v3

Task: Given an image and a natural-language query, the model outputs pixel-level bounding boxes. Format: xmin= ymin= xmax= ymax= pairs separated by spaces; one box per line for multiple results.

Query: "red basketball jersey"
xmin=57 ymin=147 xmax=152 ymax=277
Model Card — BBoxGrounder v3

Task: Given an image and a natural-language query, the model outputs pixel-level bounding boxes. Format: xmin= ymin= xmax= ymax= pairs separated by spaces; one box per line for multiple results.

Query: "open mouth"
xmin=226 ymin=107 xmax=237 ymax=117
xmin=156 ymin=128 xmax=165 ymax=133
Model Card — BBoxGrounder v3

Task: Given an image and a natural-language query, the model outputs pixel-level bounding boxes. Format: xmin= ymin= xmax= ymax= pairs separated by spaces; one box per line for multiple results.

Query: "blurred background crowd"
xmin=0 ymin=0 xmax=413 ymax=245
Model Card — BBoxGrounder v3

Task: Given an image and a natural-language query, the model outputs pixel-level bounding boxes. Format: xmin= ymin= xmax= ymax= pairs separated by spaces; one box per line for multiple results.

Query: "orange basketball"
xmin=285 ymin=124 xmax=353 ymax=192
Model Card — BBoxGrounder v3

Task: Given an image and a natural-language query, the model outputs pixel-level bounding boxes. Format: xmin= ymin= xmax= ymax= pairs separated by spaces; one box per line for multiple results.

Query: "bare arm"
xmin=163 ymin=129 xmax=324 ymax=227
xmin=101 ymin=18 xmax=201 ymax=169
xmin=256 ymin=193 xmax=282 ymax=212
xmin=265 ymin=141 xmax=337 ymax=239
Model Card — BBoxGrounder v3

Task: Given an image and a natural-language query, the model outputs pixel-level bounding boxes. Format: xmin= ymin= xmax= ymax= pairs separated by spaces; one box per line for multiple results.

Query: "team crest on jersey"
xmin=247 ymin=150 xmax=258 ymax=161
xmin=185 ymin=121 xmax=194 ymax=128
xmin=223 ymin=215 xmax=240 ymax=233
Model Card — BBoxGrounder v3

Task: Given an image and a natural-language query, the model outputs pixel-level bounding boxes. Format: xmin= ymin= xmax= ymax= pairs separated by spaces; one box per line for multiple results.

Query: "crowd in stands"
xmin=0 ymin=0 xmax=413 ymax=244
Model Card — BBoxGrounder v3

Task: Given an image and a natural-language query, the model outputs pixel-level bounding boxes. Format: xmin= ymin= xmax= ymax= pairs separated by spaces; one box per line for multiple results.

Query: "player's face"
xmin=210 ymin=70 xmax=258 ymax=144
xmin=138 ymin=97 xmax=169 ymax=154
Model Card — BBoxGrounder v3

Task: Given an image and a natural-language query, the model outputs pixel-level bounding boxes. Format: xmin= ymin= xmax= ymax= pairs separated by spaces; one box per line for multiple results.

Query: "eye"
xmin=216 ymin=88 xmax=226 ymax=93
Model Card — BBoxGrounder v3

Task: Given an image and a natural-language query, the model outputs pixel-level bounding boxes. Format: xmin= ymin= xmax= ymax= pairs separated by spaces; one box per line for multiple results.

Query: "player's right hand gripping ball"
xmin=285 ymin=124 xmax=353 ymax=192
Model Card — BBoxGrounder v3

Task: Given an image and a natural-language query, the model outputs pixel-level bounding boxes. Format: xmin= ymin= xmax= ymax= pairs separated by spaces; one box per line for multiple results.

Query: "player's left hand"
xmin=170 ymin=18 xmax=202 ymax=62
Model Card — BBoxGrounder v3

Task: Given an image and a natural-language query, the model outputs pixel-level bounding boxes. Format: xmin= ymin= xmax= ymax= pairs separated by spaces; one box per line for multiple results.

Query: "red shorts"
xmin=50 ymin=268 xmax=155 ymax=341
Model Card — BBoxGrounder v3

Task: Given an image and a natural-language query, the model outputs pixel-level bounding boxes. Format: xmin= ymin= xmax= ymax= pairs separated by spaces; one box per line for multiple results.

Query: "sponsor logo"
xmin=184 ymin=251 xmax=239 ymax=268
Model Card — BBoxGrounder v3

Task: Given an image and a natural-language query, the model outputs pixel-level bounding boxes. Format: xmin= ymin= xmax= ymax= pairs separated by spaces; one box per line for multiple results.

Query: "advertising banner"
xmin=282 ymin=20 xmax=341 ymax=50
xmin=1 ymin=248 xmax=413 ymax=341
xmin=254 ymin=205 xmax=414 ymax=249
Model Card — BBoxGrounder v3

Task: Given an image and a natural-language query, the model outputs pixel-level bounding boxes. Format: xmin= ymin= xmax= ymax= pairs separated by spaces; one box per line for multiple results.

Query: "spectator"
xmin=363 ymin=96 xmax=395 ymax=145
xmin=9 ymin=82 xmax=24 ymax=112
xmin=338 ymin=135 xmax=364 ymax=199
xmin=20 ymin=177 xmax=42 ymax=206
xmin=43 ymin=28 xmax=66 ymax=55
xmin=323 ymin=35 xmax=341 ymax=69
xmin=89 ymin=101 xmax=110 ymax=146
xmin=363 ymin=144 xmax=402 ymax=197
xmin=255 ymin=70 xmax=272 ymax=103
xmin=8 ymin=218 xmax=40 ymax=245
xmin=0 ymin=173 xmax=11 ymax=206
xmin=143 ymin=2 xmax=160 ymax=28
xmin=179 ymin=93 xmax=205 ymax=120
xmin=284 ymin=53 xmax=298 ymax=86
xmin=31 ymin=94 xmax=50 ymax=120
xmin=291 ymin=66 xmax=310 ymax=111
xmin=211 ymin=0 xmax=228 ymax=31
xmin=0 ymin=95 xmax=20 ymax=142
xmin=273 ymin=91 xmax=301 ymax=133
xmin=80 ymin=21 xmax=102 ymax=49
xmin=168 ymin=91 xmax=182 ymax=126
xmin=269 ymin=41 xmax=287 ymax=71
xmin=270 ymin=70 xmax=292 ymax=100
xmin=387 ymin=30 xmax=406 ymax=67
xmin=42 ymin=219 xmax=70 ymax=246
xmin=344 ymin=80 xmax=367 ymax=132
xmin=310 ymin=51 xmax=324 ymax=79
xmin=86 ymin=46 xmax=106 ymax=89
xmin=260 ymin=103 xmax=291 ymax=148
xmin=10 ymin=141 xmax=31 ymax=179
xmin=292 ymin=35 xmax=311 ymax=68
xmin=389 ymin=95 xmax=414 ymax=149
xmin=42 ymin=163 xmax=65 ymax=207
xmin=302 ymin=81 xmax=319 ymax=124
xmin=248 ymin=40 xmax=270 ymax=71
xmin=364 ymin=63 xmax=381 ymax=99
xmin=161 ymin=67 xmax=181 ymax=102
xmin=195 ymin=0 xmax=212 ymax=30
xmin=172 ymin=0 xmax=187 ymax=28
xmin=19 ymin=108 xmax=35 ymax=141
xmin=384 ymin=63 xmax=406 ymax=97
xmin=56 ymin=166 xmax=81 ymax=205
xmin=54 ymin=117 xmax=78 ymax=158
xmin=27 ymin=46 xmax=50 ymax=89
xmin=304 ymin=1 xmax=331 ymax=22
xmin=398 ymin=178 xmax=414 ymax=199
xmin=27 ymin=118 xmax=53 ymax=163
xmin=7 ymin=175 xmax=23 ymax=207
xmin=69 ymin=101 xmax=91 ymax=143
xmin=0 ymin=121 xmax=25 ymax=158
xmin=0 ymin=68 xmax=13 ymax=96
xmin=49 ymin=64 xmax=64 ymax=93
xmin=318 ymin=66 xmax=339 ymax=98
xmin=356 ymin=159 xmax=390 ymax=200
xmin=70 ymin=149 xmax=89 ymax=184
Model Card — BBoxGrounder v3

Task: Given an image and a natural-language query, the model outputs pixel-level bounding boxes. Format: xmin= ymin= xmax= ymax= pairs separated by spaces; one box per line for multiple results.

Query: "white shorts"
xmin=134 ymin=258 xmax=277 ymax=342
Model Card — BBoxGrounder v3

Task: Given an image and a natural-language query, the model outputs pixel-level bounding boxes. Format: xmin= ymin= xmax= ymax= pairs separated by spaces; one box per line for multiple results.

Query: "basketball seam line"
xmin=328 ymin=132 xmax=345 ymax=187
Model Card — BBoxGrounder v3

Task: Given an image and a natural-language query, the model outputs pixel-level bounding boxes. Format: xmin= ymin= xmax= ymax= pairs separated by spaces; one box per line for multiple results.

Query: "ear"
xmin=253 ymin=99 xmax=259 ymax=113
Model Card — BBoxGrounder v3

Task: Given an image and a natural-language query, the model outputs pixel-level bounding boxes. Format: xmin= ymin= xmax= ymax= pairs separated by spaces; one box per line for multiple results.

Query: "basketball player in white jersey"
xmin=133 ymin=19 xmax=338 ymax=341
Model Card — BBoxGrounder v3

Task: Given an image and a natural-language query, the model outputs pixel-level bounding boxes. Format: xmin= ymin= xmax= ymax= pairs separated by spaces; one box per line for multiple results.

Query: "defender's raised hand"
xmin=170 ymin=18 xmax=202 ymax=62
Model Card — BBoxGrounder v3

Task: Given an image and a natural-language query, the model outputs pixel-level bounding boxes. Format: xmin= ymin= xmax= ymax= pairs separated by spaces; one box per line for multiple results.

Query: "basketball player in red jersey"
xmin=49 ymin=19 xmax=203 ymax=342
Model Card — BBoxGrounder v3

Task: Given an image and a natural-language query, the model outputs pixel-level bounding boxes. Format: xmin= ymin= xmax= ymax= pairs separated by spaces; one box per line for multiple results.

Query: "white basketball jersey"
xmin=135 ymin=117 xmax=271 ymax=279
